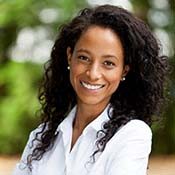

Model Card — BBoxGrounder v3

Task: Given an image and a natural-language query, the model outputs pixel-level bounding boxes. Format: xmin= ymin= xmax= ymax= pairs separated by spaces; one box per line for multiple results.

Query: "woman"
xmin=13 ymin=4 xmax=168 ymax=175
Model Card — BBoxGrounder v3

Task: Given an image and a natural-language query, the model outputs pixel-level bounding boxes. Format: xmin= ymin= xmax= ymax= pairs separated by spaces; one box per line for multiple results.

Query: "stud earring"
xmin=67 ymin=66 xmax=70 ymax=70
xmin=121 ymin=77 xmax=125 ymax=81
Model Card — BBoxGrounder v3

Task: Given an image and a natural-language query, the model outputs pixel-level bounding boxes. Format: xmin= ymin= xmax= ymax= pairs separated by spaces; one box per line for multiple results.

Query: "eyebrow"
xmin=76 ymin=48 xmax=119 ymax=60
xmin=76 ymin=48 xmax=91 ymax=55
xmin=102 ymin=54 xmax=119 ymax=60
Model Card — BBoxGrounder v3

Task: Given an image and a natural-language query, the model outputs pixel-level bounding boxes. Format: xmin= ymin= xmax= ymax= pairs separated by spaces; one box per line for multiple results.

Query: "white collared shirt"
xmin=12 ymin=105 xmax=152 ymax=175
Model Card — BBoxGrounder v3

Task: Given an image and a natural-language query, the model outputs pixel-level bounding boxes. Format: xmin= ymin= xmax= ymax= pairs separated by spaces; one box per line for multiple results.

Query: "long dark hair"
xmin=27 ymin=4 xmax=169 ymax=169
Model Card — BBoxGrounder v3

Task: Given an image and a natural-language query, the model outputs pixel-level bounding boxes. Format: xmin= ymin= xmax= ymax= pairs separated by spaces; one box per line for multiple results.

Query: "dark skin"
xmin=67 ymin=26 xmax=129 ymax=151
xmin=71 ymin=103 xmax=106 ymax=150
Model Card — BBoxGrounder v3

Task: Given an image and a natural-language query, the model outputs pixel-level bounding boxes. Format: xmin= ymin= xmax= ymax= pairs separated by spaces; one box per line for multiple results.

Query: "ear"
xmin=66 ymin=47 xmax=72 ymax=65
xmin=122 ymin=65 xmax=130 ymax=77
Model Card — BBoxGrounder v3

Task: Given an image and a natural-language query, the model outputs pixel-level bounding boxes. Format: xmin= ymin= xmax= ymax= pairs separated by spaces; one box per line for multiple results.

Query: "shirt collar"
xmin=56 ymin=104 xmax=111 ymax=134
xmin=82 ymin=104 xmax=110 ymax=135
xmin=56 ymin=105 xmax=77 ymax=133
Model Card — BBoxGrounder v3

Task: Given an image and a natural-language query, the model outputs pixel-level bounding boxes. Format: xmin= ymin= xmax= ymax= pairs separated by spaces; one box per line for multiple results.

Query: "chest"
xmin=32 ymin=131 xmax=110 ymax=175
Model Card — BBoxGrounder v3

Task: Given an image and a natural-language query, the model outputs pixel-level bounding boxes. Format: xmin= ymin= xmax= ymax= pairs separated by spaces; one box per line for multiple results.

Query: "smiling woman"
xmin=66 ymin=26 xmax=129 ymax=111
xmin=12 ymin=4 xmax=169 ymax=175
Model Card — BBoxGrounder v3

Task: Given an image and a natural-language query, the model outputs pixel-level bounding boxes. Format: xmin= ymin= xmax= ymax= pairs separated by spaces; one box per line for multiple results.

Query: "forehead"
xmin=74 ymin=25 xmax=124 ymax=59
xmin=79 ymin=25 xmax=121 ymax=43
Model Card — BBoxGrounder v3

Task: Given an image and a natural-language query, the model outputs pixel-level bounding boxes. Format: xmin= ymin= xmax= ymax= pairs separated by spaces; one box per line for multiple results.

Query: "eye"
xmin=78 ymin=55 xmax=90 ymax=62
xmin=103 ymin=61 xmax=116 ymax=68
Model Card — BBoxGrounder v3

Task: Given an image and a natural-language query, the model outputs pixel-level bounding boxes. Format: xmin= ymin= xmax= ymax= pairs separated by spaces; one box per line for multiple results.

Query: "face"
xmin=67 ymin=26 xmax=129 ymax=107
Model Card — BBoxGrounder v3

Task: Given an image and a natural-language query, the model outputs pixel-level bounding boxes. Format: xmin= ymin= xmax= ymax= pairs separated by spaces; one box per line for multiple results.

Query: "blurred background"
xmin=0 ymin=0 xmax=175 ymax=174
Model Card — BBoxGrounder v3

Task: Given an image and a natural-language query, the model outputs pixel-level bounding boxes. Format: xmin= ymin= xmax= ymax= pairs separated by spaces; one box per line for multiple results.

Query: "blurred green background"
xmin=0 ymin=0 xmax=174 ymax=155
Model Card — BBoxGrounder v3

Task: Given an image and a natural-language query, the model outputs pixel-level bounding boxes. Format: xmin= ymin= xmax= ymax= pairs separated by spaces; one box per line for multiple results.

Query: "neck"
xmin=73 ymin=101 xmax=109 ymax=132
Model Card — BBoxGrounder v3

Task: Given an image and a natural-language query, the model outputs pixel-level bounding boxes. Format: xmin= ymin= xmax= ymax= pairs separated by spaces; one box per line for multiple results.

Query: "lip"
xmin=80 ymin=80 xmax=105 ymax=91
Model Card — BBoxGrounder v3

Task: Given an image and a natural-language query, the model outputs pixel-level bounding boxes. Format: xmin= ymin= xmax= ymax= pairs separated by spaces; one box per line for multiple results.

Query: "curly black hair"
xmin=27 ymin=4 xmax=169 ymax=169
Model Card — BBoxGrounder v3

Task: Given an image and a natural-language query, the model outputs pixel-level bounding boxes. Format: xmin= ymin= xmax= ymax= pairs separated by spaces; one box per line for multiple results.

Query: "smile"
xmin=80 ymin=81 xmax=105 ymax=90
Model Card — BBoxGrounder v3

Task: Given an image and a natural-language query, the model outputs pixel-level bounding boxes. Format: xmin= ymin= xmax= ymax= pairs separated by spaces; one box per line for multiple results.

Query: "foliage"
xmin=0 ymin=61 xmax=42 ymax=154
xmin=132 ymin=0 xmax=175 ymax=155
xmin=0 ymin=0 xmax=87 ymax=154
xmin=0 ymin=0 xmax=87 ymax=63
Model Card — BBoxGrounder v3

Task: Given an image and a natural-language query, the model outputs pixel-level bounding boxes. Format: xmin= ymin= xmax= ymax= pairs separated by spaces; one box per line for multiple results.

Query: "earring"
xmin=67 ymin=66 xmax=70 ymax=70
xmin=121 ymin=77 xmax=125 ymax=81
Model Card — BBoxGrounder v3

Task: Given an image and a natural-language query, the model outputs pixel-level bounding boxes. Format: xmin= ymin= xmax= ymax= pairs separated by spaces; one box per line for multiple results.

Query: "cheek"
xmin=106 ymin=72 xmax=122 ymax=90
xmin=69 ymin=71 xmax=74 ymax=86
xmin=69 ymin=68 xmax=76 ymax=86
xmin=109 ymin=77 xmax=121 ymax=89
xmin=69 ymin=64 xmax=83 ymax=84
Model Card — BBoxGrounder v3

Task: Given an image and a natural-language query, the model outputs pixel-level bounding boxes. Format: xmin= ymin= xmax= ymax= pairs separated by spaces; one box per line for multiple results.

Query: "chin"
xmin=78 ymin=96 xmax=110 ymax=106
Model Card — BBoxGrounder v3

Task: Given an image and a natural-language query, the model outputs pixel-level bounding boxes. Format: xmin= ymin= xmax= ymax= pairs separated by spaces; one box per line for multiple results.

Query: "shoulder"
xmin=12 ymin=124 xmax=45 ymax=175
xmin=104 ymin=119 xmax=152 ymax=159
xmin=117 ymin=119 xmax=152 ymax=139
xmin=103 ymin=120 xmax=152 ymax=175
xmin=107 ymin=119 xmax=152 ymax=148
xmin=19 ymin=123 xmax=47 ymax=158
xmin=27 ymin=124 xmax=46 ymax=146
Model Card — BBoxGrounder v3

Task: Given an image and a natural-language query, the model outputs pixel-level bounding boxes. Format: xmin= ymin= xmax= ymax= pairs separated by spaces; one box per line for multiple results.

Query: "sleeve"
xmin=106 ymin=120 xmax=152 ymax=175
xmin=12 ymin=126 xmax=42 ymax=175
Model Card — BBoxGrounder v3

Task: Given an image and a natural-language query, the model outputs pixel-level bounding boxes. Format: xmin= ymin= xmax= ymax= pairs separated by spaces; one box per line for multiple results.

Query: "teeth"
xmin=81 ymin=81 xmax=104 ymax=90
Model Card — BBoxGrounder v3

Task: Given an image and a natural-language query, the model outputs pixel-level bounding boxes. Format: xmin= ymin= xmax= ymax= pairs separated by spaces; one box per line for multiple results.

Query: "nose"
xmin=86 ymin=63 xmax=102 ymax=81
